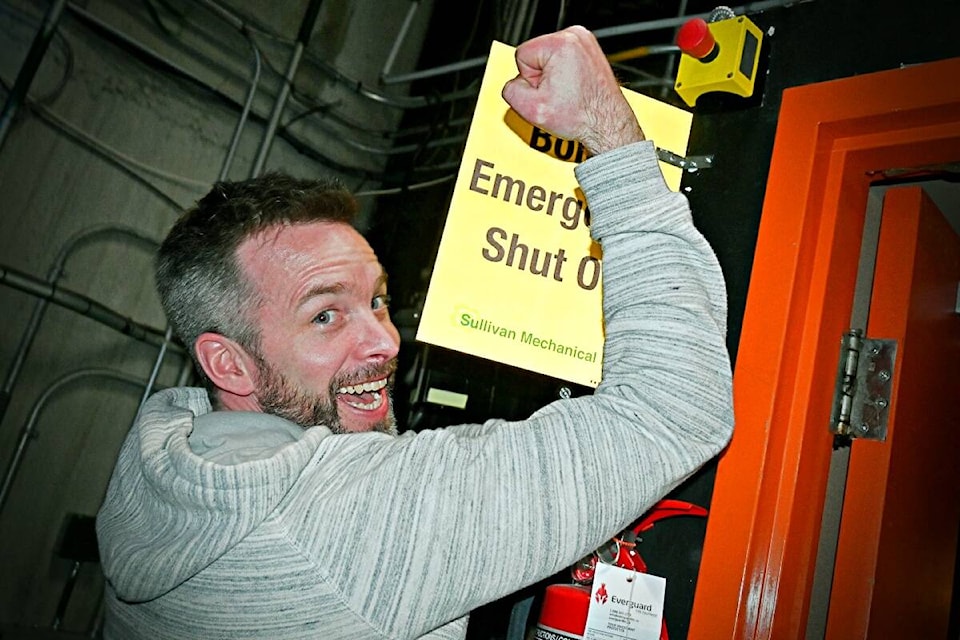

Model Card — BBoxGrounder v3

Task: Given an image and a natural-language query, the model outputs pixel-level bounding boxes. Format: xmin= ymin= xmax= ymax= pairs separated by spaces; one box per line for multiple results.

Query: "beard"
xmin=255 ymin=356 xmax=398 ymax=435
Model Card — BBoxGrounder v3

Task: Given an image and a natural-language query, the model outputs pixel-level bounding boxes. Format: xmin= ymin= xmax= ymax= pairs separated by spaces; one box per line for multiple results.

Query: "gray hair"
xmin=156 ymin=172 xmax=358 ymax=391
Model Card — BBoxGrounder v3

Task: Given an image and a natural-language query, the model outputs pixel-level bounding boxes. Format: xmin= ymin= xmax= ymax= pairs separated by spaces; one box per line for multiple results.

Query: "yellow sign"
xmin=416 ymin=40 xmax=692 ymax=387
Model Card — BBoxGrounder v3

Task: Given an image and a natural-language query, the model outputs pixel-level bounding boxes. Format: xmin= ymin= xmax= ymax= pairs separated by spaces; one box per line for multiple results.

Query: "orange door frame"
xmin=687 ymin=57 xmax=960 ymax=638
xmin=824 ymin=187 xmax=960 ymax=638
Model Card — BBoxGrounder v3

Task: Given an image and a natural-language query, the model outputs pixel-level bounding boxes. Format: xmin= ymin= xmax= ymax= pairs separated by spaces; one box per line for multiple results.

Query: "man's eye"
xmin=372 ymin=294 xmax=391 ymax=311
xmin=312 ymin=309 xmax=338 ymax=325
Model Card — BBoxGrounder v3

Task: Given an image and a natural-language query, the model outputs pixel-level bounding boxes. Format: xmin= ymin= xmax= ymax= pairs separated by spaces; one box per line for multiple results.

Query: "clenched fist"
xmin=501 ymin=26 xmax=645 ymax=156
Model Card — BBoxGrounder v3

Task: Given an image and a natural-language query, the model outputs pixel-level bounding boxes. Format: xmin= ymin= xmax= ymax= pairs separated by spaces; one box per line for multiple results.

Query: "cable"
xmin=0 ymin=224 xmax=161 ymax=427
xmin=0 ymin=0 xmax=72 ymax=152
xmin=422 ymin=0 xmax=486 ymax=162
xmin=5 ymin=1 xmax=531 ymax=192
xmin=58 ymin=3 xmax=378 ymax=179
xmin=0 ymin=368 xmax=162 ymax=518
xmin=226 ymin=9 xmax=481 ymax=111
xmin=0 ymin=264 xmax=176 ymax=348
xmin=279 ymin=100 xmax=474 ymax=143
xmin=354 ymin=173 xmax=455 ymax=198
xmin=0 ymin=1 xmax=76 ymax=104
xmin=70 ymin=2 xmax=465 ymax=178
xmin=31 ymin=102 xmax=210 ymax=190
xmin=78 ymin=1 xmax=479 ymax=179
xmin=591 ymin=0 xmax=805 ymax=39
xmin=25 ymin=102 xmax=190 ymax=211
xmin=141 ymin=0 xmax=185 ymax=39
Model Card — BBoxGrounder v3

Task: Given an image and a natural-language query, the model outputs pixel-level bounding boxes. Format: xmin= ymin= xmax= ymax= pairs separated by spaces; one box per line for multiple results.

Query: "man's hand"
xmin=502 ymin=26 xmax=645 ymax=156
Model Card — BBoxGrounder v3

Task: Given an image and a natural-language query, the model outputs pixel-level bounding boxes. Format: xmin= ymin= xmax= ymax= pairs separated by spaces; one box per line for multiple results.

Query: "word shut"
xmin=482 ymin=226 xmax=600 ymax=290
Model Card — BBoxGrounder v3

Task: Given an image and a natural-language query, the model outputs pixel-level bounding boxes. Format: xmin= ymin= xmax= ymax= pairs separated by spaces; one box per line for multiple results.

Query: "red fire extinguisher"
xmin=534 ymin=499 xmax=708 ymax=640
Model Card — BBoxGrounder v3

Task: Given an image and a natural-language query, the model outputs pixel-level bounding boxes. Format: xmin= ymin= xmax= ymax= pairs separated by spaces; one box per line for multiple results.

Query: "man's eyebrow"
xmin=375 ymin=269 xmax=389 ymax=290
xmin=294 ymin=268 xmax=389 ymax=310
xmin=295 ymin=282 xmax=345 ymax=310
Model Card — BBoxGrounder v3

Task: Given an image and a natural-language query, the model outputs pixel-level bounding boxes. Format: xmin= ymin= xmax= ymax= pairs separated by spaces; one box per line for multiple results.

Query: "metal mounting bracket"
xmin=656 ymin=147 xmax=714 ymax=172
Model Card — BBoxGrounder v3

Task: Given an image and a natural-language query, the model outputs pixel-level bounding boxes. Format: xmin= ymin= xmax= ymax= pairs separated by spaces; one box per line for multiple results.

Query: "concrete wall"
xmin=0 ymin=0 xmax=433 ymax=629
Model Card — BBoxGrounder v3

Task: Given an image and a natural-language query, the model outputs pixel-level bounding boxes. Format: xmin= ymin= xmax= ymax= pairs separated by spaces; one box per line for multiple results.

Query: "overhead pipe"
xmin=381 ymin=54 xmax=488 ymax=87
xmin=250 ymin=0 xmax=324 ymax=176
xmin=0 ymin=227 xmax=161 ymax=425
xmin=503 ymin=0 xmax=539 ymax=46
xmin=658 ymin=0 xmax=690 ymax=98
xmin=0 ymin=0 xmax=69 ymax=153
xmin=194 ymin=0 xmax=245 ymax=31
xmin=592 ymin=0 xmax=798 ymax=38
xmin=17 ymin=0 xmax=735 ymax=170
xmin=280 ymin=109 xmax=473 ymax=144
xmin=382 ymin=0 xmax=800 ymax=85
xmin=605 ymin=43 xmax=681 ymax=64
xmin=197 ymin=0 xmax=474 ymax=109
xmin=21 ymin=3 xmax=267 ymax=182
xmin=380 ymin=0 xmax=421 ymax=81
xmin=291 ymin=115 xmax=466 ymax=157
xmin=60 ymin=0 xmax=471 ymax=173
xmin=66 ymin=3 xmax=226 ymax=107
xmin=219 ymin=31 xmax=262 ymax=181
xmin=0 ymin=368 xmax=153 ymax=520
xmin=0 ymin=263 xmax=179 ymax=352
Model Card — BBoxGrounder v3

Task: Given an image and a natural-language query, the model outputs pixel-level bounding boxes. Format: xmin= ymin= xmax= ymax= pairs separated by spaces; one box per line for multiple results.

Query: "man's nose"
xmin=358 ymin=312 xmax=401 ymax=361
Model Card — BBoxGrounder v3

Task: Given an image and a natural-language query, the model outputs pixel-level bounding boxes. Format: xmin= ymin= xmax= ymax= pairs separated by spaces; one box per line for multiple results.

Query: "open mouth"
xmin=336 ymin=377 xmax=387 ymax=411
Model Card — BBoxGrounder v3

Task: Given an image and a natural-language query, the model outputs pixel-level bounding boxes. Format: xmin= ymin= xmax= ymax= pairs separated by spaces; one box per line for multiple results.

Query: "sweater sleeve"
xmin=289 ymin=140 xmax=734 ymax=638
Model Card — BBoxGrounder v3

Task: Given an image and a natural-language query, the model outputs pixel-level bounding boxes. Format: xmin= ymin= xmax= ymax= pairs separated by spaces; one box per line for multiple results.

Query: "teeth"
xmin=337 ymin=378 xmax=387 ymax=395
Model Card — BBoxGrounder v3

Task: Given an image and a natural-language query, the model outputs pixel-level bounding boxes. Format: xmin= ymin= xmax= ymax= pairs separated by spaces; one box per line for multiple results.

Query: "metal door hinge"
xmin=830 ymin=329 xmax=897 ymax=441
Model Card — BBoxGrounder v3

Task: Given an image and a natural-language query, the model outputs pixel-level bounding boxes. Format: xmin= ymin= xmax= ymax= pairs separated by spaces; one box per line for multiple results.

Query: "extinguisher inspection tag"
xmin=583 ymin=562 xmax=665 ymax=640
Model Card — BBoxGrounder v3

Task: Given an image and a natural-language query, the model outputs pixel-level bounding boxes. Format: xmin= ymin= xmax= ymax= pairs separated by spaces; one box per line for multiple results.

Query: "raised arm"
xmin=305 ymin=27 xmax=733 ymax=638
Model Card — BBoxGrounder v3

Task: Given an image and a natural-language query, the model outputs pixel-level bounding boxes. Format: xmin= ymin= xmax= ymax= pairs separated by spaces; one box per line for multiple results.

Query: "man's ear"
xmin=194 ymin=332 xmax=258 ymax=397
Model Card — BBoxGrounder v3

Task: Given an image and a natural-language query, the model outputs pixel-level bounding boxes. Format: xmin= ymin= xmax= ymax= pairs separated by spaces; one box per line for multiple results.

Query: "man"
xmin=97 ymin=25 xmax=733 ymax=640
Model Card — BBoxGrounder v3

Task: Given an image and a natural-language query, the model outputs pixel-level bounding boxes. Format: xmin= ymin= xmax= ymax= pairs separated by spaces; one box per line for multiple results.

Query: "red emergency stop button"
xmin=677 ymin=18 xmax=716 ymax=60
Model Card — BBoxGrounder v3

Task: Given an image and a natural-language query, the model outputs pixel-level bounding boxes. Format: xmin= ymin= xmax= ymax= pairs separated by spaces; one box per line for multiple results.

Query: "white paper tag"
xmin=583 ymin=562 xmax=666 ymax=640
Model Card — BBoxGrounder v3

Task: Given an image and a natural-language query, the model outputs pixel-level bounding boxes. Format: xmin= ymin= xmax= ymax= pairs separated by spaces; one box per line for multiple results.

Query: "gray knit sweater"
xmin=96 ymin=141 xmax=733 ymax=639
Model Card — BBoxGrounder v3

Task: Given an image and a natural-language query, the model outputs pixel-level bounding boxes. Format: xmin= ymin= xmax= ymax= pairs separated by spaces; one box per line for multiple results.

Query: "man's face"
xmin=236 ymin=221 xmax=401 ymax=434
